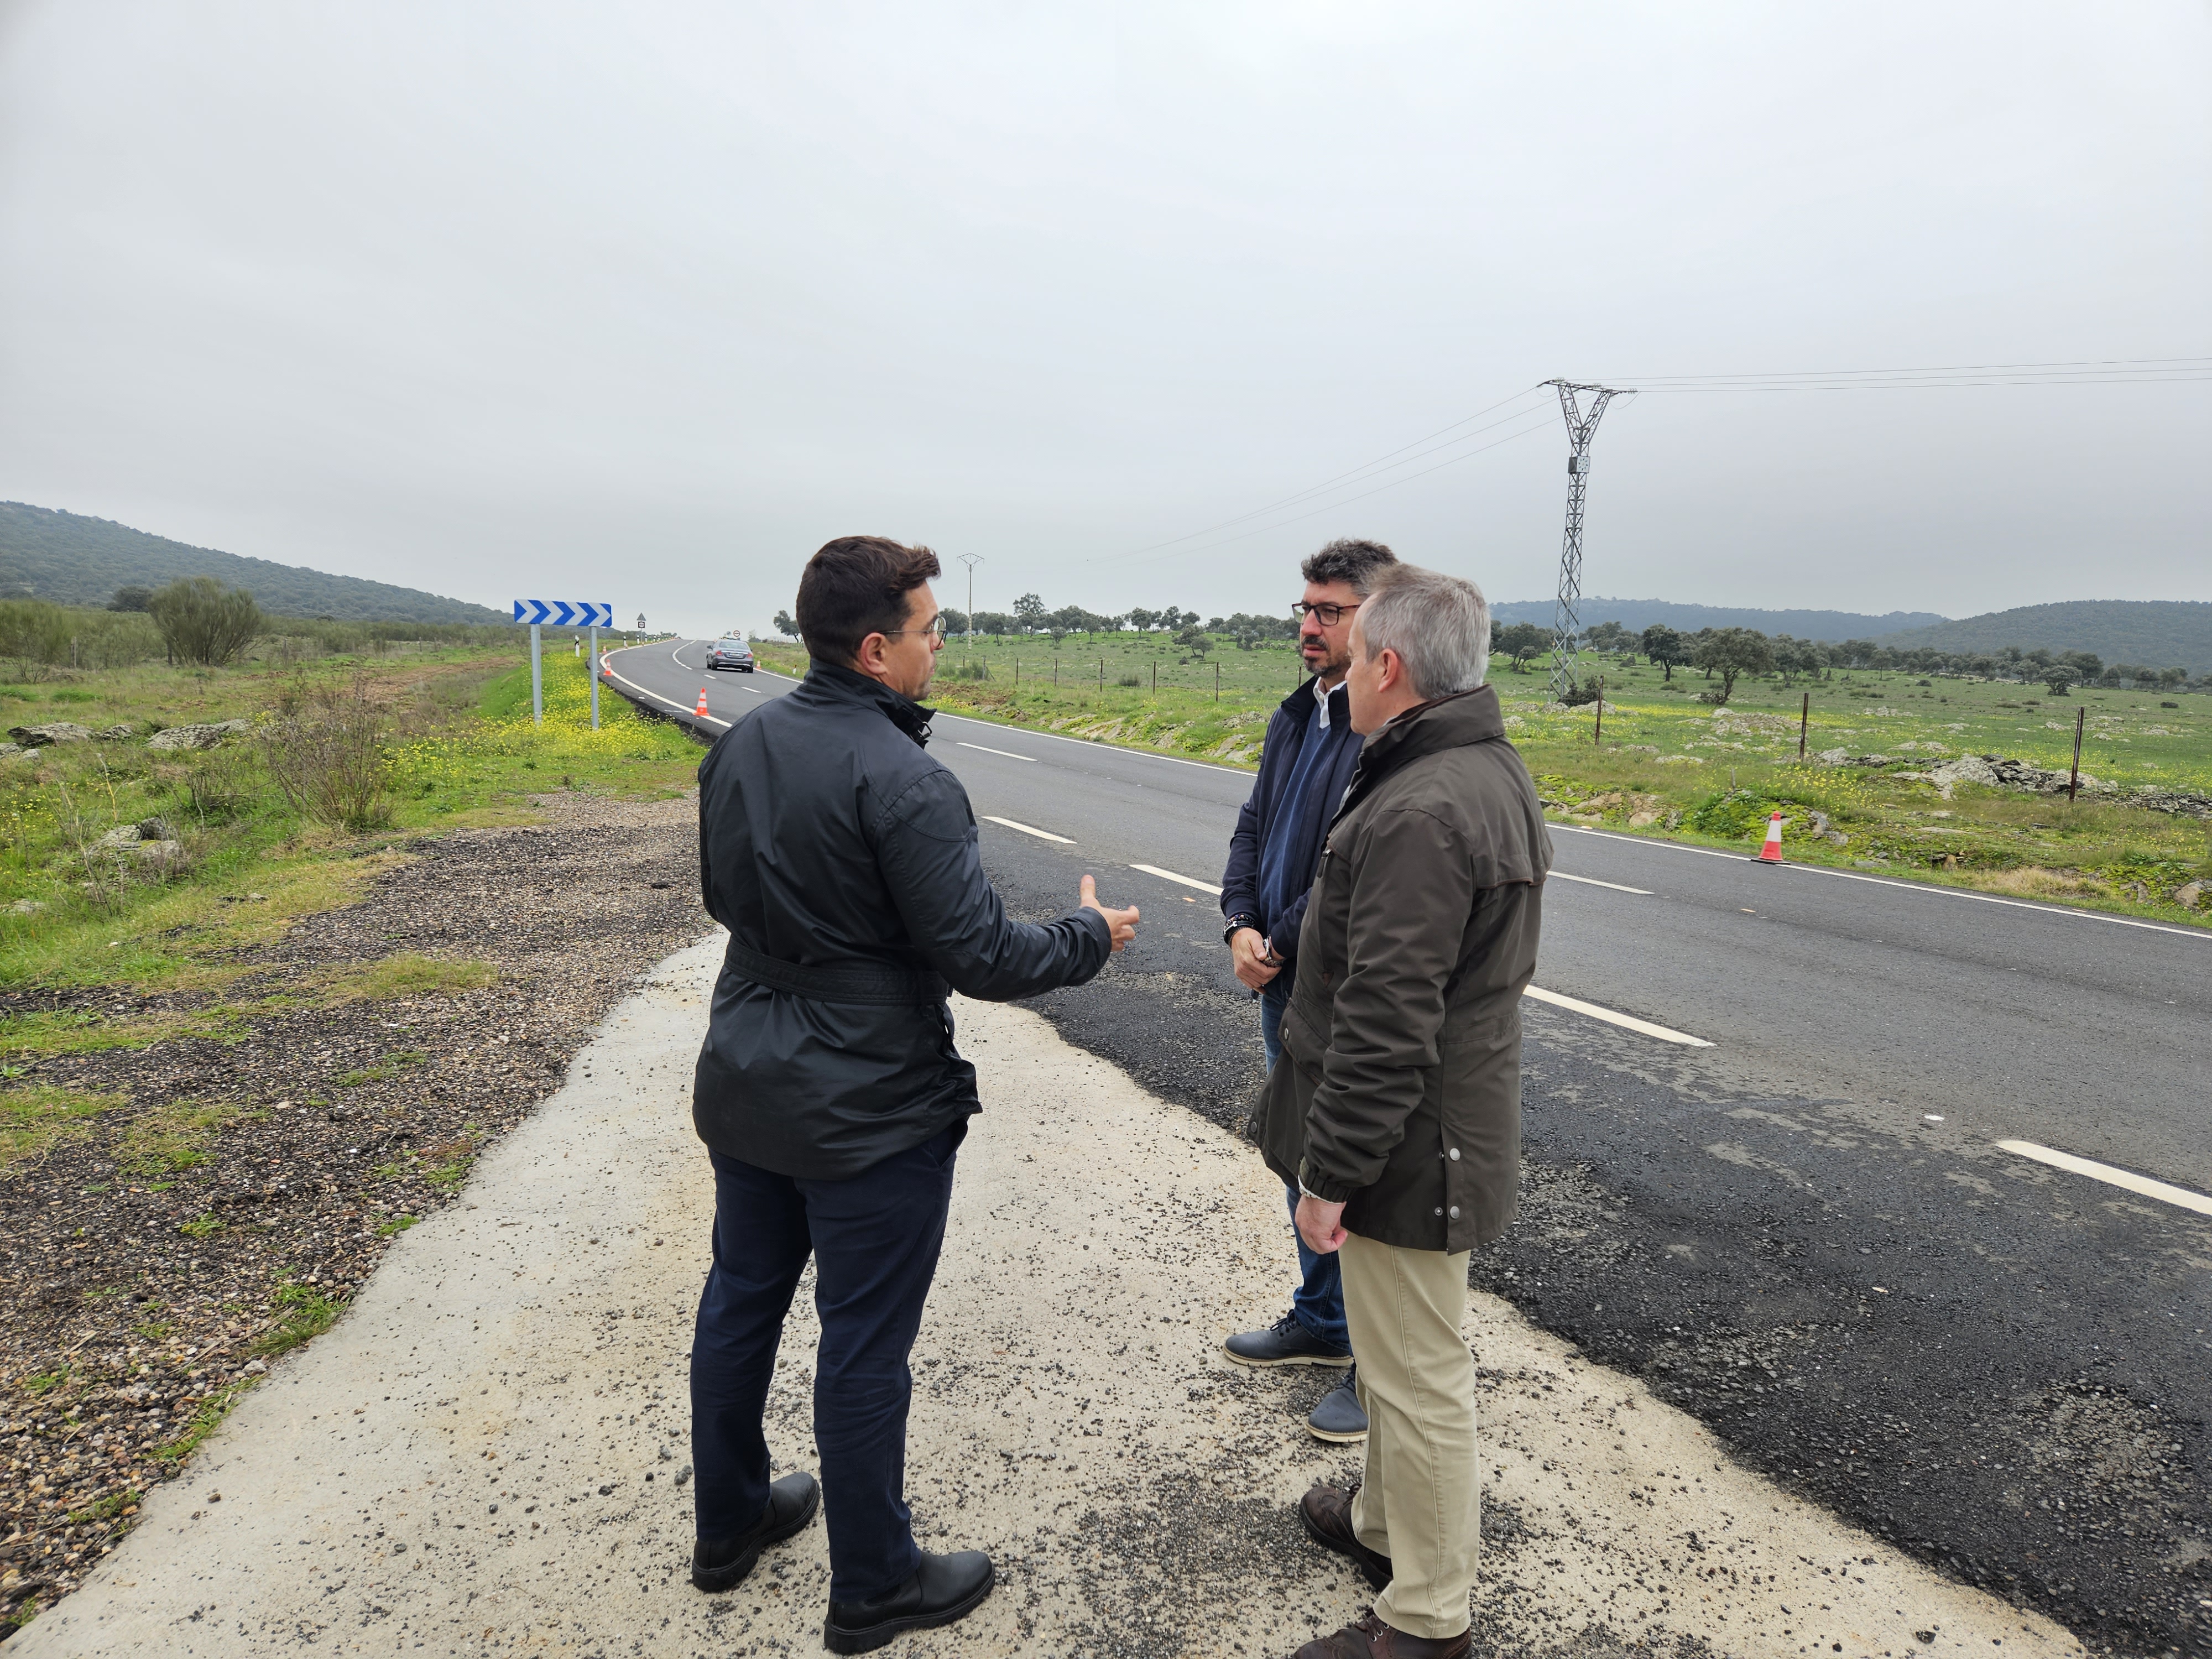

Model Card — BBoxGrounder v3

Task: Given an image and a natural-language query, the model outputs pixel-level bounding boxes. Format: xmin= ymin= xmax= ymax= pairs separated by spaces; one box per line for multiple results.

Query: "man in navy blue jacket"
xmin=1218 ymin=538 xmax=1397 ymax=1443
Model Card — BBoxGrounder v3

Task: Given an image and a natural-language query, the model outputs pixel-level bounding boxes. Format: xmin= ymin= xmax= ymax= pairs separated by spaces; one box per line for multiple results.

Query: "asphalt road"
xmin=608 ymin=640 xmax=2212 ymax=1658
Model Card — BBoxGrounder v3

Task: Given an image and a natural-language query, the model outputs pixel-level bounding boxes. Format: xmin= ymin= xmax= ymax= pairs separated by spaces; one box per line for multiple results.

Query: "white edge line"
xmin=982 ymin=815 xmax=1075 ymax=844
xmin=1551 ymin=870 xmax=1653 ymax=895
xmin=1129 ymin=863 xmax=1223 ymax=895
xmin=958 ymin=742 xmax=1036 ymax=762
xmin=601 ymin=651 xmax=730 ymax=729
xmin=1557 ymin=823 xmax=2210 ymax=941
xmin=1523 ymin=984 xmax=1713 ymax=1047
xmin=1995 ymin=1139 xmax=2212 ymax=1218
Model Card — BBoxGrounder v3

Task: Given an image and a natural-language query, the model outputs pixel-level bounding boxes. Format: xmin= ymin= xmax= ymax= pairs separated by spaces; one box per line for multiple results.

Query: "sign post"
xmin=513 ymin=601 xmax=614 ymax=727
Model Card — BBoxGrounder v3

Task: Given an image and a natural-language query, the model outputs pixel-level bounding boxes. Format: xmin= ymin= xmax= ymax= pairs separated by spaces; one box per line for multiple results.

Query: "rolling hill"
xmin=0 ymin=503 xmax=511 ymax=625
xmin=1488 ymin=597 xmax=1948 ymax=641
xmin=1874 ymin=600 xmax=2212 ymax=675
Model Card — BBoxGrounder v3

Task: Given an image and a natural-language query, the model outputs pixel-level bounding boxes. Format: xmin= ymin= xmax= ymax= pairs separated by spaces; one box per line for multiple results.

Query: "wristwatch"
xmin=1222 ymin=913 xmax=1259 ymax=946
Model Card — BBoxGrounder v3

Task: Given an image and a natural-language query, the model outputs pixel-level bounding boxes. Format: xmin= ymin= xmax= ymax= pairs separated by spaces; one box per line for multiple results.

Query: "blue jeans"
xmin=690 ymin=1121 xmax=964 ymax=1603
xmin=1262 ymin=983 xmax=1350 ymax=1355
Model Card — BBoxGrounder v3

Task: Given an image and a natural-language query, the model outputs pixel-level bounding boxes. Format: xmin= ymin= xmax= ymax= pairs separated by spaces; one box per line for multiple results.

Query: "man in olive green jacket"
xmin=1258 ymin=564 xmax=1549 ymax=1659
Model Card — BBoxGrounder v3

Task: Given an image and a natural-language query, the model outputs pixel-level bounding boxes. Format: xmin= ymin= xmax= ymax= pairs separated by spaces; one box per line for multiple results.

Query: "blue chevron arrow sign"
xmin=512 ymin=600 xmax=613 ymax=627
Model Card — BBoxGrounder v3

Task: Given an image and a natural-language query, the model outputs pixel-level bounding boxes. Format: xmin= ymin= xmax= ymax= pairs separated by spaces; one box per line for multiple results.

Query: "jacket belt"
xmin=722 ymin=937 xmax=949 ymax=1007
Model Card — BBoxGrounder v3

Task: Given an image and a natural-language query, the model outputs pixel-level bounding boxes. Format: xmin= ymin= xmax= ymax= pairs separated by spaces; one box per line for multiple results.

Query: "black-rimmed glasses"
xmin=1291 ymin=601 xmax=1360 ymax=627
xmin=887 ymin=614 xmax=950 ymax=640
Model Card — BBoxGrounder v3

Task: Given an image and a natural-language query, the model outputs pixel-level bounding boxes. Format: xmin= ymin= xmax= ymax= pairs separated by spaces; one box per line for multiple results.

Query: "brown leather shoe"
xmin=1291 ymin=1610 xmax=1470 ymax=1658
xmin=1298 ymin=1483 xmax=1391 ymax=1591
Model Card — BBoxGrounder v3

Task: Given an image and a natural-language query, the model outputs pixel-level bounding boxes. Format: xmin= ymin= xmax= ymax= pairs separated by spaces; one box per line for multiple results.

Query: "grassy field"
xmin=0 ymin=641 xmax=701 ymax=997
xmin=752 ymin=633 xmax=2212 ymax=928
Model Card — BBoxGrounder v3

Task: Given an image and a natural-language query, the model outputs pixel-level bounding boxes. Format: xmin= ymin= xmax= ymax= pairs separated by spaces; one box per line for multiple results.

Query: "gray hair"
xmin=1354 ymin=564 xmax=1490 ymax=698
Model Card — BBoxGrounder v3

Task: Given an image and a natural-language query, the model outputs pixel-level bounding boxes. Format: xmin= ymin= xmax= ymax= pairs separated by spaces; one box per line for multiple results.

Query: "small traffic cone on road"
xmin=695 ymin=687 xmax=710 ymax=718
xmin=1756 ymin=810 xmax=1785 ymax=864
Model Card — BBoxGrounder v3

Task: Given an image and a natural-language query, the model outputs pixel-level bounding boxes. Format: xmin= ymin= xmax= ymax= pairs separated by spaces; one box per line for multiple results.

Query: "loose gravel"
xmin=0 ymin=793 xmax=702 ymax=1636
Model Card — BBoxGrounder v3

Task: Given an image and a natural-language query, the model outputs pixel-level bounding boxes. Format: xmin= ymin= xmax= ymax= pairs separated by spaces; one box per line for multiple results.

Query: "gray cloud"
xmin=3 ymin=1 xmax=2206 ymax=635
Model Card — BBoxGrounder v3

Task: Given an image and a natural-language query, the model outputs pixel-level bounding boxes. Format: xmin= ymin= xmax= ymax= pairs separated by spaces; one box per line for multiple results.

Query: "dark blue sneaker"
xmin=1306 ymin=1366 xmax=1368 ymax=1443
xmin=1224 ymin=1313 xmax=1353 ymax=1368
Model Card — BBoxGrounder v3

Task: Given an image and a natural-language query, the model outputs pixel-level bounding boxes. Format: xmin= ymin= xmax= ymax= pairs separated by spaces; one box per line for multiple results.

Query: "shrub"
xmin=150 ymin=577 xmax=264 ymax=666
xmin=259 ymin=675 xmax=393 ymax=831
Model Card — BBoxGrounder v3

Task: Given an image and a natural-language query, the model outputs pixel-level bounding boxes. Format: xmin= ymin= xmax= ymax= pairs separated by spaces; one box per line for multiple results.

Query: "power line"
xmin=1621 ymin=354 xmax=2211 ymax=390
xmin=1118 ymin=411 xmax=1559 ymax=565
xmin=1110 ymin=384 xmax=1550 ymax=559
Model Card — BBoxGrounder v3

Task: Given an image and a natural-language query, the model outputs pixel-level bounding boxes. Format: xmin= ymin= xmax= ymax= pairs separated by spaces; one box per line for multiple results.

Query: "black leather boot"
xmin=823 ymin=1549 xmax=994 ymax=1653
xmin=690 ymin=1470 xmax=820 ymax=1593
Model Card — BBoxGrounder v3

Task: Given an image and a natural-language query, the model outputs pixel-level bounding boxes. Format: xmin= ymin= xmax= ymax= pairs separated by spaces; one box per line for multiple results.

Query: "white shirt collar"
xmin=1314 ymin=676 xmax=1337 ymax=728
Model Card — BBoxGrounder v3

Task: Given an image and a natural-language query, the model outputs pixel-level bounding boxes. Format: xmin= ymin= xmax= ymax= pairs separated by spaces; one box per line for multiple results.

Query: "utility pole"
xmin=958 ymin=553 xmax=983 ymax=656
xmin=1547 ymin=379 xmax=1632 ymax=702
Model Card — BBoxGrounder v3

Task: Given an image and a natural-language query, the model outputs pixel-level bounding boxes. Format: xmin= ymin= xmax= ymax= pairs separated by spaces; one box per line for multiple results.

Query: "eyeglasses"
xmin=886 ymin=614 xmax=949 ymax=641
xmin=1291 ymin=601 xmax=1361 ymax=627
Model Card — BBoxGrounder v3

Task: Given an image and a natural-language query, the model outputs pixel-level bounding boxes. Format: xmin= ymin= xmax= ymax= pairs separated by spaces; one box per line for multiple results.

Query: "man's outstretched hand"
xmin=1079 ymin=874 xmax=1140 ymax=952
xmin=1295 ymin=1193 xmax=1348 ymax=1255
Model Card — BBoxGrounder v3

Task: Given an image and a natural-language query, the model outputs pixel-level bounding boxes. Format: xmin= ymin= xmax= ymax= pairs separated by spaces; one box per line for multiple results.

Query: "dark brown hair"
xmin=794 ymin=536 xmax=942 ymax=665
xmin=1301 ymin=538 xmax=1397 ymax=596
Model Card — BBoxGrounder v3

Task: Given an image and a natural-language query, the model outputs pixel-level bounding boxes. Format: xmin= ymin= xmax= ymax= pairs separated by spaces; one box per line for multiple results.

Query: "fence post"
xmin=1099 ymin=659 xmax=1104 ymax=695
xmin=1151 ymin=661 xmax=1157 ymax=692
xmin=1214 ymin=662 xmax=1221 ymax=703
xmin=530 ymin=622 xmax=543 ymax=726
xmin=1593 ymin=680 xmax=1603 ymax=744
xmin=589 ymin=623 xmax=601 ymax=730
xmin=2068 ymin=704 xmax=2085 ymax=802
xmin=1053 ymin=656 xmax=1058 ymax=686
xmin=1799 ymin=690 xmax=1809 ymax=759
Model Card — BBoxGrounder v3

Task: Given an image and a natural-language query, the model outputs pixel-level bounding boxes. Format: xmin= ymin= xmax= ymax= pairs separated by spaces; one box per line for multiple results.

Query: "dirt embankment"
xmin=0 ymin=794 xmax=707 ymax=1636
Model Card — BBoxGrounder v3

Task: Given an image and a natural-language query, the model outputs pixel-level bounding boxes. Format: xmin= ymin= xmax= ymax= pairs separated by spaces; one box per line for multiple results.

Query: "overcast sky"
xmin=2 ymin=2 xmax=2206 ymax=637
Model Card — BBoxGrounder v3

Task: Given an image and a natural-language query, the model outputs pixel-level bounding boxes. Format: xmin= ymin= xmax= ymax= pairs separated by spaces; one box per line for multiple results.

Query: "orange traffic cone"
xmin=1757 ymin=810 xmax=1785 ymax=864
xmin=695 ymin=687 xmax=709 ymax=718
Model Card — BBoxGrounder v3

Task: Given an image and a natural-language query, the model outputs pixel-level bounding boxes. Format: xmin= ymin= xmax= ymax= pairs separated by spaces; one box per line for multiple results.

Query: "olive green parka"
xmin=1256 ymin=684 xmax=1550 ymax=1253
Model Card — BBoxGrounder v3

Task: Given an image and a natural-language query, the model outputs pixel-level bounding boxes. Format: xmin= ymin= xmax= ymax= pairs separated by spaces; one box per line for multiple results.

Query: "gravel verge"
xmin=0 ymin=792 xmax=705 ymax=1637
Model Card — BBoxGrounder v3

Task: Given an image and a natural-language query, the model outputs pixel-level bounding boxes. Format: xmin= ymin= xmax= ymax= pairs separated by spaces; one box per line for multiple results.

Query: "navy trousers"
xmin=690 ymin=1120 xmax=964 ymax=1603
xmin=1262 ymin=982 xmax=1350 ymax=1354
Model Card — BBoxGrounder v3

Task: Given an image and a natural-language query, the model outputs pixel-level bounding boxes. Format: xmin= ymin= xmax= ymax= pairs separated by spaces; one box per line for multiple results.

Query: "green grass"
xmin=0 ymin=644 xmax=700 ymax=999
xmin=0 ymin=1084 xmax=124 ymax=1169
xmin=752 ymin=636 xmax=2211 ymax=925
xmin=158 ymin=1374 xmax=259 ymax=1465
xmin=314 ymin=952 xmax=497 ymax=1004
xmin=251 ymin=1280 xmax=345 ymax=1358
xmin=117 ymin=1099 xmax=250 ymax=1177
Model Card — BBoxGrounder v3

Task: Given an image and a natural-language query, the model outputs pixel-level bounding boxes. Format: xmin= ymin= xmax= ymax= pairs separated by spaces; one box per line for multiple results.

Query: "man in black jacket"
xmin=689 ymin=536 xmax=1139 ymax=1654
xmin=1217 ymin=538 xmax=1396 ymax=1443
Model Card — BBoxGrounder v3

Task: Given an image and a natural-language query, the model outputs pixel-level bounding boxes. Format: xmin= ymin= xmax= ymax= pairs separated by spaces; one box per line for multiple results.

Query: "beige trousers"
xmin=1340 ymin=1230 xmax=1479 ymax=1641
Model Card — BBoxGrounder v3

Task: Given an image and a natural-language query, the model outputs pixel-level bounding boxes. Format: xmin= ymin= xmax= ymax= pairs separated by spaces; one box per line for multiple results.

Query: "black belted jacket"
xmin=692 ymin=661 xmax=1112 ymax=1179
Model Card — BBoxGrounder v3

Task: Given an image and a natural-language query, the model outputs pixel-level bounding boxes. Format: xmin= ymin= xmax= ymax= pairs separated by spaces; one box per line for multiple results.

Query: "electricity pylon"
xmin=1547 ymin=380 xmax=1632 ymax=701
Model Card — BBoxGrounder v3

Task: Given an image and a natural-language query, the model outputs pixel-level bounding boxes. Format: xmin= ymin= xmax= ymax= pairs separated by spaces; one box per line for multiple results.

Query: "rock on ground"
xmin=13 ymin=938 xmax=2083 ymax=1659
xmin=144 ymin=721 xmax=251 ymax=753
xmin=6 ymin=724 xmax=92 ymax=747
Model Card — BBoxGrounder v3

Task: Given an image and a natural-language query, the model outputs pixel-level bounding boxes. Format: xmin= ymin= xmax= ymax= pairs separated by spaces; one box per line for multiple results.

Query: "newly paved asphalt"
xmin=609 ymin=641 xmax=2212 ymax=1658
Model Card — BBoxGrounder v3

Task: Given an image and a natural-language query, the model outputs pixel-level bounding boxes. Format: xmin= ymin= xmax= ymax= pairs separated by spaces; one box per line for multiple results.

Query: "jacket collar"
xmin=798 ymin=659 xmax=935 ymax=748
xmin=1332 ymin=683 xmax=1507 ymax=823
xmin=1279 ymin=676 xmax=1350 ymax=728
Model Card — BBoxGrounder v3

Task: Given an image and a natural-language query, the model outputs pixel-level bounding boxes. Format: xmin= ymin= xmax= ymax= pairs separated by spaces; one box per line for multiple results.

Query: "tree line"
xmin=1494 ymin=619 xmax=2203 ymax=702
xmin=0 ymin=581 xmax=527 ymax=674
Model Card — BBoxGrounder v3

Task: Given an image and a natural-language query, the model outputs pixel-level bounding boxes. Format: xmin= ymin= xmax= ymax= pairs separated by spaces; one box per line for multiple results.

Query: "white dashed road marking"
xmin=1995 ymin=1140 xmax=2212 ymax=1218
xmin=1129 ymin=863 xmax=1224 ymax=896
xmin=959 ymin=742 xmax=1036 ymax=763
xmin=1551 ymin=871 xmax=1653 ymax=895
xmin=982 ymin=816 xmax=1075 ymax=844
xmin=1522 ymin=985 xmax=1713 ymax=1047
